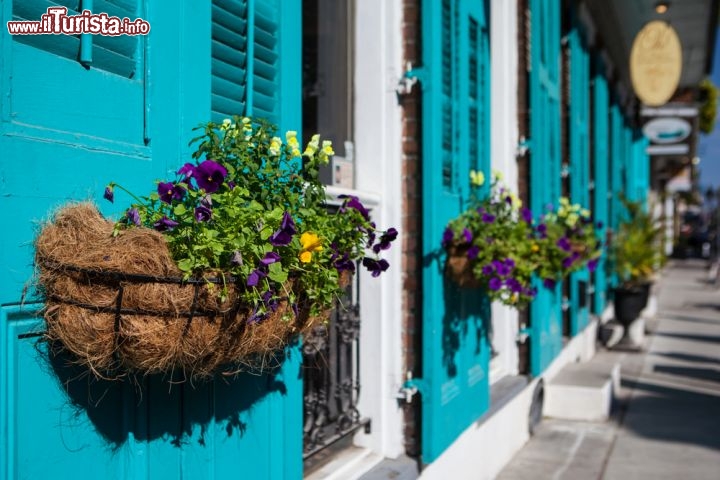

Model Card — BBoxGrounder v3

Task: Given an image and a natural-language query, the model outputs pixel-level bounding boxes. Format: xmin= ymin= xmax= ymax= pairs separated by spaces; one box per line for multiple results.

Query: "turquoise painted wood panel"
xmin=528 ymin=0 xmax=563 ymax=376
xmin=568 ymin=14 xmax=590 ymax=335
xmin=591 ymin=56 xmax=609 ymax=315
xmin=0 ymin=0 xmax=302 ymax=478
xmin=420 ymin=0 xmax=491 ymax=463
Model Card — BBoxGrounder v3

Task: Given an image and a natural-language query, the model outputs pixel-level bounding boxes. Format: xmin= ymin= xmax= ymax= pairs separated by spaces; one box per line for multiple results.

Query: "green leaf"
xmin=177 ymin=258 xmax=194 ymax=272
xmin=268 ymin=262 xmax=288 ymax=283
xmin=174 ymin=204 xmax=187 ymax=215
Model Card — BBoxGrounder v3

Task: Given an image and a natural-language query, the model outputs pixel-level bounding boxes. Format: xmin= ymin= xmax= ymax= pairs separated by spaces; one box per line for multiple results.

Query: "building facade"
xmin=0 ymin=0 xmax=715 ymax=479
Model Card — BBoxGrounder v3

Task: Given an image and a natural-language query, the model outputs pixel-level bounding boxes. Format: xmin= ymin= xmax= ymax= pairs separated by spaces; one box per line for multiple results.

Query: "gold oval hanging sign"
xmin=630 ymin=20 xmax=683 ymax=107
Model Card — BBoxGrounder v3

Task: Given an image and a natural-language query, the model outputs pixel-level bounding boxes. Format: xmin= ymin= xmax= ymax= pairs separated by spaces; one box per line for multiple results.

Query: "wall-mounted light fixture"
xmin=655 ymin=1 xmax=670 ymax=14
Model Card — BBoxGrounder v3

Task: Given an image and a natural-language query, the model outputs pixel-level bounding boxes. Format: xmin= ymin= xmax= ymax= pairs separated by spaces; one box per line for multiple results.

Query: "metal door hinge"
xmin=517 ymin=325 xmax=531 ymax=343
xmin=396 ymin=371 xmax=425 ymax=403
xmin=397 ymin=62 xmax=428 ymax=95
xmin=516 ymin=136 xmax=531 ymax=157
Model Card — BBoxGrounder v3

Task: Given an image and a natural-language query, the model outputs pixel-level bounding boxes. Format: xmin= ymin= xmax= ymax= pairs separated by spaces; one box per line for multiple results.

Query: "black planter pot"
xmin=614 ymin=283 xmax=651 ymax=328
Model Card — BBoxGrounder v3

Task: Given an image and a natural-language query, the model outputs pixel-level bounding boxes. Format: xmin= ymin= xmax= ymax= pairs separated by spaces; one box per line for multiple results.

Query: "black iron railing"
xmin=302 ymin=276 xmax=369 ymax=461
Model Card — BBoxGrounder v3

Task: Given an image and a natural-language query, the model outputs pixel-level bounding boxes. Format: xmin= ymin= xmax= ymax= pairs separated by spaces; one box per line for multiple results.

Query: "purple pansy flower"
xmin=339 ymin=195 xmax=370 ymax=220
xmin=269 ymin=211 xmax=297 ymax=246
xmin=462 ymin=228 xmax=473 ymax=244
xmin=158 ymin=182 xmax=186 ymax=204
xmin=193 ymin=159 xmax=228 ymax=193
xmin=505 ymin=258 xmax=516 ymax=269
xmin=177 ymin=162 xmax=196 ymax=180
xmin=492 ymin=259 xmax=511 ymax=276
xmin=505 ymin=196 xmax=513 ymax=205
xmin=261 ymin=290 xmax=279 ymax=313
xmin=442 ymin=227 xmax=454 ymax=247
xmin=557 ymin=236 xmax=572 ymax=252
xmin=373 ymin=227 xmax=398 ymax=253
xmin=153 ymin=216 xmax=179 ymax=232
xmin=362 ymin=257 xmax=390 ymax=277
xmin=334 ymin=254 xmax=356 ymax=273
xmin=247 ymin=268 xmax=267 ymax=287
xmin=481 ymin=264 xmax=494 ymax=276
xmin=482 ymin=213 xmax=496 ymax=223
xmin=536 ymin=223 xmax=547 ymax=238
xmin=488 ymin=277 xmax=503 ymax=291
xmin=247 ymin=304 xmax=267 ymax=324
xmin=467 ymin=245 xmax=480 ymax=260
xmin=194 ymin=205 xmax=212 ymax=222
xmin=103 ymin=185 xmax=114 ymax=203
xmin=521 ymin=207 xmax=532 ymax=223
xmin=260 ymin=252 xmax=281 ymax=266
xmin=562 ymin=252 xmax=580 ymax=269
xmin=543 ymin=278 xmax=556 ymax=289
xmin=587 ymin=258 xmax=599 ymax=273
xmin=126 ymin=208 xmax=141 ymax=226
xmin=506 ymin=278 xmax=523 ymax=293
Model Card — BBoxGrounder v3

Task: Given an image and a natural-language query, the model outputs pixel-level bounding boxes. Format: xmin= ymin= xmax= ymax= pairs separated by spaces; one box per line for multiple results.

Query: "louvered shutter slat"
xmin=212 ymin=0 xmax=249 ymax=121
xmin=212 ymin=4 xmax=248 ymax=36
xmin=213 ymin=22 xmax=248 ymax=51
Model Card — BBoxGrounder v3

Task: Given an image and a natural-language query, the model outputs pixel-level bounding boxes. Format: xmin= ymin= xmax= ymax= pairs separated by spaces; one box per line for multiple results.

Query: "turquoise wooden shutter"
xmin=211 ymin=0 xmax=250 ymax=121
xmin=2 ymin=0 xmax=302 ymax=478
xmin=528 ymin=0 xmax=563 ymax=376
xmin=211 ymin=0 xmax=288 ymax=125
xmin=592 ymin=55 xmax=609 ymax=315
xmin=420 ymin=0 xmax=491 ymax=463
xmin=568 ymin=13 xmax=590 ymax=335
xmin=628 ymin=129 xmax=649 ymax=204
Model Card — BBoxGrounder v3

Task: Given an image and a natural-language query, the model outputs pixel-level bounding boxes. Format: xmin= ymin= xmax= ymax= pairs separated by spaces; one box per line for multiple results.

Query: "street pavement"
xmin=497 ymin=259 xmax=720 ymax=480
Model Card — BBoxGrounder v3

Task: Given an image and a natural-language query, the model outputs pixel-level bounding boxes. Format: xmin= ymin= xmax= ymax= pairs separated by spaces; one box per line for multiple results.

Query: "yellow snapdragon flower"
xmin=318 ymin=140 xmax=334 ymax=164
xmin=269 ymin=136 xmax=282 ymax=156
xmin=286 ymin=130 xmax=301 ymax=157
xmin=470 ymin=169 xmax=485 ymax=187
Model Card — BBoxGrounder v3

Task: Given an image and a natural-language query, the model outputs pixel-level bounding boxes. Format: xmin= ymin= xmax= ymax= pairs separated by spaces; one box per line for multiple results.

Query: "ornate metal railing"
xmin=302 ymin=275 xmax=369 ymax=462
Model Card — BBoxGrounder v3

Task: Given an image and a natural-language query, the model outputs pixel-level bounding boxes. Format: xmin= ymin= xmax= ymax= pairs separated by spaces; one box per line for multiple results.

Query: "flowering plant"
xmin=611 ymin=197 xmax=664 ymax=288
xmin=105 ymin=117 xmax=396 ymax=321
xmin=534 ymin=197 xmax=602 ymax=289
xmin=442 ymin=171 xmax=539 ymax=307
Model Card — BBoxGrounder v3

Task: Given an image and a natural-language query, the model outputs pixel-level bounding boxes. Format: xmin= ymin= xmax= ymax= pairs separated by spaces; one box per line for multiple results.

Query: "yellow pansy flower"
xmin=531 ymin=243 xmax=540 ymax=253
xmin=492 ymin=169 xmax=503 ymax=181
xmin=299 ymin=232 xmax=323 ymax=263
xmin=469 ymin=169 xmax=485 ymax=187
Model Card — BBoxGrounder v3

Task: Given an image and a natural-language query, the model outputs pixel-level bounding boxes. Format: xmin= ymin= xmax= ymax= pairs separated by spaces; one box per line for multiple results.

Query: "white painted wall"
xmin=489 ymin=0 xmax=520 ymax=382
xmin=351 ymin=0 xmax=406 ymax=460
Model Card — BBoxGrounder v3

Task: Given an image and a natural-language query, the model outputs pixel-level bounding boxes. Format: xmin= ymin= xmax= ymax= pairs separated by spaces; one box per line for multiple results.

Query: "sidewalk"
xmin=497 ymin=259 xmax=720 ymax=480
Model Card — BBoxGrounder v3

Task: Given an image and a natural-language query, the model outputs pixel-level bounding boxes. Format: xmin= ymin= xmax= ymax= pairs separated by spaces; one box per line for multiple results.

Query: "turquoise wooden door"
xmin=528 ymin=0 xmax=563 ymax=376
xmin=567 ymin=14 xmax=590 ymax=335
xmin=0 ymin=1 xmax=302 ymax=478
xmin=591 ymin=55 xmax=609 ymax=315
xmin=420 ymin=0 xmax=491 ymax=463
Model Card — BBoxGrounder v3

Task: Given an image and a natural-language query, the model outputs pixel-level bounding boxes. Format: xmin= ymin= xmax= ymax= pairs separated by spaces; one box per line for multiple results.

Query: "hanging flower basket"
xmin=35 ymin=203 xmax=314 ymax=379
xmin=445 ymin=245 xmax=482 ymax=289
xmin=34 ymin=118 xmax=396 ymax=381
